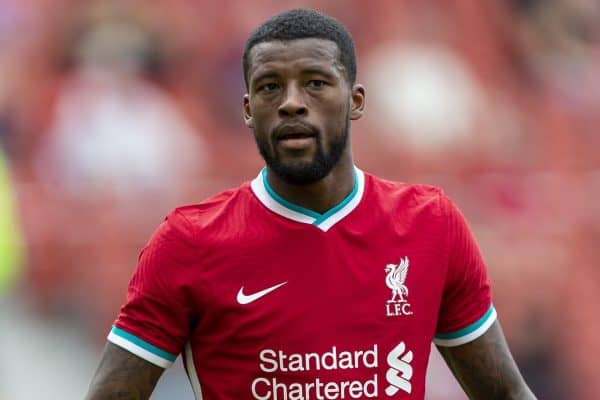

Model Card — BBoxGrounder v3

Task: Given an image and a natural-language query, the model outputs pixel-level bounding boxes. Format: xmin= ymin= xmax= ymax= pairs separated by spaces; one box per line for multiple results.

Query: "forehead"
xmin=247 ymin=38 xmax=343 ymax=81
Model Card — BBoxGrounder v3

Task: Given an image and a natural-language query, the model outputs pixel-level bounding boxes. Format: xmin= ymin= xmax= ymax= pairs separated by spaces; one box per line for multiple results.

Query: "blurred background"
xmin=1 ymin=0 xmax=599 ymax=399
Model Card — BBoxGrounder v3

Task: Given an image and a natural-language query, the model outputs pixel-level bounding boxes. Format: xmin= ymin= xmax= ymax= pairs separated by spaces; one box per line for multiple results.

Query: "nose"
xmin=278 ymin=84 xmax=307 ymax=117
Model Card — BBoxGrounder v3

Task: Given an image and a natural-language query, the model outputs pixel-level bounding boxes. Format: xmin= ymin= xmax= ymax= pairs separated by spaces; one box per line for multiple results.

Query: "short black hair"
xmin=243 ymin=8 xmax=357 ymax=88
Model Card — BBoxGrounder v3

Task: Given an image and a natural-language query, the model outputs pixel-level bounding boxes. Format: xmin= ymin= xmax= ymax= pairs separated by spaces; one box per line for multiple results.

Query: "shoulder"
xmin=141 ymin=183 xmax=252 ymax=263
xmin=365 ymin=172 xmax=448 ymax=215
xmin=163 ymin=182 xmax=254 ymax=239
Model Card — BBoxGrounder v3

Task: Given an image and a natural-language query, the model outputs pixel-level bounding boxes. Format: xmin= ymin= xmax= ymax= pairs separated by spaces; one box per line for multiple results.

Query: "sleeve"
xmin=107 ymin=209 xmax=197 ymax=368
xmin=433 ymin=195 xmax=496 ymax=347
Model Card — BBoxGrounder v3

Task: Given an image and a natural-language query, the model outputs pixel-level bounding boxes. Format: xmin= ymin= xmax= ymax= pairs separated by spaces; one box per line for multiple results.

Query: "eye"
xmin=307 ymin=80 xmax=327 ymax=89
xmin=258 ymin=82 xmax=280 ymax=93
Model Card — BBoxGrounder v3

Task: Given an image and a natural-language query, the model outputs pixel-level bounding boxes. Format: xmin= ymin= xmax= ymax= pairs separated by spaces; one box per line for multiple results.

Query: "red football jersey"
xmin=108 ymin=167 xmax=495 ymax=399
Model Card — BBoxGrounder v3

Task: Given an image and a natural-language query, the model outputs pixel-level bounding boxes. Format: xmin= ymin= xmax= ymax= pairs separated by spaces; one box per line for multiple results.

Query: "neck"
xmin=266 ymin=153 xmax=355 ymax=214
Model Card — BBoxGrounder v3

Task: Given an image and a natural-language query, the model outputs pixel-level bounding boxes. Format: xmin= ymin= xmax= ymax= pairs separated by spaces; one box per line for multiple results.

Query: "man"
xmin=86 ymin=9 xmax=536 ymax=400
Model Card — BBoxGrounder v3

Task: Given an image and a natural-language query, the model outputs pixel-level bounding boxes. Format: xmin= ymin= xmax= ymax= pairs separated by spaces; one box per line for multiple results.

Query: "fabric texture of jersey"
xmin=109 ymin=167 xmax=495 ymax=400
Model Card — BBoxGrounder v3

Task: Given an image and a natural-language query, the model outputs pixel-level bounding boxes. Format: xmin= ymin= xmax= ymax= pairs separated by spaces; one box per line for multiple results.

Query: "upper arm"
xmin=437 ymin=320 xmax=537 ymax=400
xmin=86 ymin=211 xmax=197 ymax=398
xmin=85 ymin=342 xmax=164 ymax=400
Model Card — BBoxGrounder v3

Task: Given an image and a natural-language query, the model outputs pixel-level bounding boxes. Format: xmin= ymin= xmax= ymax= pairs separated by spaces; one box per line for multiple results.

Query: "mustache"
xmin=271 ymin=121 xmax=320 ymax=139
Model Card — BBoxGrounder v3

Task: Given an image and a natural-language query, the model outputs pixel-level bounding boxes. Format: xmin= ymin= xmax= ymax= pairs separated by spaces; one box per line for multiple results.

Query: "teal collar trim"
xmin=250 ymin=166 xmax=365 ymax=232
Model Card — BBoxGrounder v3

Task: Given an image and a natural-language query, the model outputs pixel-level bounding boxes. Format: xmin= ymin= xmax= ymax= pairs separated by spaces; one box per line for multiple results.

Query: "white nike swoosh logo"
xmin=236 ymin=281 xmax=288 ymax=304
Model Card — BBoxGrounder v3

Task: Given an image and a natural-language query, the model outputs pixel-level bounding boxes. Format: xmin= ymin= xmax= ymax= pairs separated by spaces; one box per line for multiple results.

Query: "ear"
xmin=243 ymin=94 xmax=254 ymax=128
xmin=349 ymin=84 xmax=365 ymax=120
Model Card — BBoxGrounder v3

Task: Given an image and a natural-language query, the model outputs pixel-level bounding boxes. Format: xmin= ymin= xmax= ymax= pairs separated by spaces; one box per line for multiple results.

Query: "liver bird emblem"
xmin=385 ymin=257 xmax=409 ymax=303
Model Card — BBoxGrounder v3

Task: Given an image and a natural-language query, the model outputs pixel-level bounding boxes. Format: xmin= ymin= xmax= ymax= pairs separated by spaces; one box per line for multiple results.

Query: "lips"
xmin=275 ymin=124 xmax=317 ymax=141
xmin=280 ymin=132 xmax=312 ymax=139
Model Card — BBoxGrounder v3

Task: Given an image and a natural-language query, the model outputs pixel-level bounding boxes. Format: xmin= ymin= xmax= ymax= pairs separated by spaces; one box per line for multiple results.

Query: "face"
xmin=243 ymin=38 xmax=364 ymax=185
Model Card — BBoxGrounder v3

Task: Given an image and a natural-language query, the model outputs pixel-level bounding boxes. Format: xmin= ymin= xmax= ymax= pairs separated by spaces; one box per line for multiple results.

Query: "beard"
xmin=255 ymin=118 xmax=349 ymax=185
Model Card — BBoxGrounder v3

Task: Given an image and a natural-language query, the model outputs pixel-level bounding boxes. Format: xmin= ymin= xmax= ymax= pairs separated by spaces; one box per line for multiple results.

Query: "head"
xmin=242 ymin=9 xmax=365 ymax=185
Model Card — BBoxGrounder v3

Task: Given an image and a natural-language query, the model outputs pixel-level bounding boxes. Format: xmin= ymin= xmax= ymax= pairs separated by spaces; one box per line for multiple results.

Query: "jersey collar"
xmin=250 ymin=166 xmax=365 ymax=232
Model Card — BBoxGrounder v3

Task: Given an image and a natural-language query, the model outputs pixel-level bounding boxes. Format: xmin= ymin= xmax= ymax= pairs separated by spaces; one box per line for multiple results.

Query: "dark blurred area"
xmin=1 ymin=0 xmax=598 ymax=399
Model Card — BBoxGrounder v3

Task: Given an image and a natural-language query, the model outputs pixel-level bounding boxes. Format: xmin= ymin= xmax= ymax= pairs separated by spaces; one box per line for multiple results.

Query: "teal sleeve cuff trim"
xmin=111 ymin=325 xmax=176 ymax=362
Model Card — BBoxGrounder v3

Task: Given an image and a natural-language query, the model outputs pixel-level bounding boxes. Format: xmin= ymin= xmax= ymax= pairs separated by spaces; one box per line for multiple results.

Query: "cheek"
xmin=321 ymin=101 xmax=349 ymax=131
xmin=321 ymin=90 xmax=349 ymax=116
xmin=252 ymin=119 xmax=273 ymax=141
xmin=251 ymin=101 xmax=277 ymax=125
xmin=249 ymin=109 xmax=271 ymax=134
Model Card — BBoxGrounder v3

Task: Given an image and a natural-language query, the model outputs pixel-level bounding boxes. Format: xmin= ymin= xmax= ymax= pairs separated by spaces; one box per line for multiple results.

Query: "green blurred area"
xmin=0 ymin=149 xmax=23 ymax=296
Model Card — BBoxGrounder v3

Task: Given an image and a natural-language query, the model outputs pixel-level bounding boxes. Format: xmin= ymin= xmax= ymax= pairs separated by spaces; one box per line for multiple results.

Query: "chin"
xmin=270 ymin=161 xmax=331 ymax=185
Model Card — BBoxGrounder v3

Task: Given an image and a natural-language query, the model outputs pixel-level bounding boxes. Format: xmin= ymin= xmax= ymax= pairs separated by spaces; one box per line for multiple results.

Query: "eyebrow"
xmin=301 ymin=67 xmax=338 ymax=80
xmin=251 ymin=71 xmax=280 ymax=86
xmin=250 ymin=65 xmax=341 ymax=87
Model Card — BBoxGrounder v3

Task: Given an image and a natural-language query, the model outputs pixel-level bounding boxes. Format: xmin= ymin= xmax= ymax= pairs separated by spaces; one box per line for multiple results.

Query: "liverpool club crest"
xmin=385 ymin=257 xmax=413 ymax=317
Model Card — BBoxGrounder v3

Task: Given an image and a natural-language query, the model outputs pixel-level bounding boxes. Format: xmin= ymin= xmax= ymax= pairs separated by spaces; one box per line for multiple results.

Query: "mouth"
xmin=274 ymin=124 xmax=318 ymax=150
xmin=277 ymin=126 xmax=316 ymax=140
xmin=278 ymin=131 xmax=315 ymax=140
xmin=277 ymin=136 xmax=316 ymax=151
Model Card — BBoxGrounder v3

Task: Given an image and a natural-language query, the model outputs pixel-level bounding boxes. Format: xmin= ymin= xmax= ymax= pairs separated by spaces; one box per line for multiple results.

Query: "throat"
xmin=264 ymin=165 xmax=356 ymax=215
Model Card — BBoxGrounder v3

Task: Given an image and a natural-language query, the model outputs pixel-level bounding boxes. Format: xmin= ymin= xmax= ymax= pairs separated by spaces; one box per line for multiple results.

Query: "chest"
xmin=191 ymin=223 xmax=448 ymax=349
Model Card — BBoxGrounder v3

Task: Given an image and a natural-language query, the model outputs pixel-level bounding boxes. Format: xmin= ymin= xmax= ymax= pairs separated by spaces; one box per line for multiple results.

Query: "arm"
xmin=437 ymin=320 xmax=536 ymax=400
xmin=85 ymin=342 xmax=164 ymax=400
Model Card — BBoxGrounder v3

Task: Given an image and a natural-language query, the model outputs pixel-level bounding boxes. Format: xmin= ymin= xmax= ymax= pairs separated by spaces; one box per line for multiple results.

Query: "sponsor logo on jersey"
xmin=385 ymin=341 xmax=413 ymax=395
xmin=385 ymin=257 xmax=413 ymax=317
xmin=250 ymin=341 xmax=413 ymax=399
